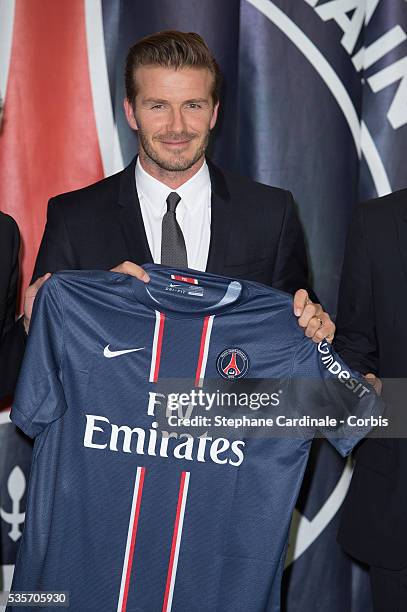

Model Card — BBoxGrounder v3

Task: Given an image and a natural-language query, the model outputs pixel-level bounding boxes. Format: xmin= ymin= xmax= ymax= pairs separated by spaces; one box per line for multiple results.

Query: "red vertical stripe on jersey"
xmin=121 ymin=467 xmax=146 ymax=612
xmin=153 ymin=313 xmax=165 ymax=383
xmin=195 ymin=316 xmax=210 ymax=386
xmin=0 ymin=0 xmax=104 ymax=306
xmin=162 ymin=471 xmax=189 ymax=612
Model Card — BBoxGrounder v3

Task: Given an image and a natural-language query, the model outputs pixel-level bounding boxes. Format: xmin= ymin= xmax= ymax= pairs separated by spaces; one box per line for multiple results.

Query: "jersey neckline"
xmin=131 ymin=264 xmax=249 ymax=319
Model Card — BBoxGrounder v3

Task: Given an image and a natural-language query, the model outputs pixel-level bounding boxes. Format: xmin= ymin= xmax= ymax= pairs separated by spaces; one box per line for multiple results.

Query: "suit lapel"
xmin=205 ymin=160 xmax=232 ymax=274
xmin=396 ymin=200 xmax=407 ymax=286
xmin=118 ymin=158 xmax=153 ymax=265
xmin=117 ymin=156 xmax=231 ymax=271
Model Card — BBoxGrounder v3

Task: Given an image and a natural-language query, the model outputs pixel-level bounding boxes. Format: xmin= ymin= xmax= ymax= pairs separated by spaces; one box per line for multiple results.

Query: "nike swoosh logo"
xmin=103 ymin=345 xmax=145 ymax=358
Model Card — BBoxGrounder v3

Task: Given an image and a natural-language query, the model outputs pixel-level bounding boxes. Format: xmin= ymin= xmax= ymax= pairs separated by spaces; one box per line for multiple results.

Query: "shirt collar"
xmin=135 ymin=157 xmax=210 ymax=211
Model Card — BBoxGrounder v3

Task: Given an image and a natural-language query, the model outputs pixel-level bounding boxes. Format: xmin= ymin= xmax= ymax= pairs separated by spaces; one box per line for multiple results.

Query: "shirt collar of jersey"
xmin=135 ymin=156 xmax=210 ymax=212
xmin=132 ymin=264 xmax=248 ymax=319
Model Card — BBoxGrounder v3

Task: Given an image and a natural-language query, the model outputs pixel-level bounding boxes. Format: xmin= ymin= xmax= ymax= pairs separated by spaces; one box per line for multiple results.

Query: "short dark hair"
xmin=125 ymin=30 xmax=221 ymax=107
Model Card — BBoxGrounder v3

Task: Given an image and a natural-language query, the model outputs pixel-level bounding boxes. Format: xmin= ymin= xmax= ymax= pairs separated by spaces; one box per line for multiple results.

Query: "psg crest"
xmin=216 ymin=348 xmax=250 ymax=380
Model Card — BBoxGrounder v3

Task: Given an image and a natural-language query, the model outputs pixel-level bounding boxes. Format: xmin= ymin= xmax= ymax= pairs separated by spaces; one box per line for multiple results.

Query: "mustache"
xmin=154 ymin=132 xmax=197 ymax=142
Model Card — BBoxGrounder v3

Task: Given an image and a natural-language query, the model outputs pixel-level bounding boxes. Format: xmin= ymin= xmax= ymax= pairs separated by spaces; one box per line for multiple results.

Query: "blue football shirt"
xmin=8 ymin=265 xmax=382 ymax=612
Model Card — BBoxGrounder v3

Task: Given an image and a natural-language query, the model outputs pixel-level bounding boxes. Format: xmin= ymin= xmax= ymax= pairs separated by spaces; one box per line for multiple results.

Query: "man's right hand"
xmin=364 ymin=372 xmax=383 ymax=395
xmin=23 ymin=263 xmax=149 ymax=335
xmin=110 ymin=261 xmax=150 ymax=282
xmin=23 ymin=273 xmax=52 ymax=334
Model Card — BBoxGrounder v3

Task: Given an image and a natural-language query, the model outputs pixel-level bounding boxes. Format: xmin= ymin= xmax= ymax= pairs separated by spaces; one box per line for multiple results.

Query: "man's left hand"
xmin=293 ymin=289 xmax=335 ymax=344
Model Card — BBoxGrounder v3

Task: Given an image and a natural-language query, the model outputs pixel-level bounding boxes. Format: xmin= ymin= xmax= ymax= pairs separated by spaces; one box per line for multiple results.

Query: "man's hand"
xmin=110 ymin=261 xmax=150 ymax=282
xmin=23 ymin=263 xmax=148 ymax=335
xmin=293 ymin=289 xmax=335 ymax=344
xmin=23 ymin=273 xmax=52 ymax=334
xmin=364 ymin=373 xmax=382 ymax=395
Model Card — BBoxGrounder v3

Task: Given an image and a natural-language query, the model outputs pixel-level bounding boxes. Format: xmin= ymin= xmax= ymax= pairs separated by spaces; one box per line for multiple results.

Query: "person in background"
xmin=0 ymin=211 xmax=26 ymax=402
xmin=0 ymin=96 xmax=26 ymax=401
xmin=336 ymin=190 xmax=407 ymax=612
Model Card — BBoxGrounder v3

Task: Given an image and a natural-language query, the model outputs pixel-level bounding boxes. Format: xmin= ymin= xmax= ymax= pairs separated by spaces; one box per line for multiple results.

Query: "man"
xmin=0 ymin=212 xmax=26 ymax=401
xmin=336 ymin=190 xmax=407 ymax=611
xmin=0 ymin=96 xmax=29 ymax=401
xmin=24 ymin=30 xmax=334 ymax=342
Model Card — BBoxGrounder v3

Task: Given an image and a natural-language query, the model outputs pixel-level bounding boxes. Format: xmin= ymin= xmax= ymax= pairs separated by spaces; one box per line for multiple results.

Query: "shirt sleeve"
xmin=10 ymin=277 xmax=67 ymax=438
xmin=290 ymin=336 xmax=384 ymax=456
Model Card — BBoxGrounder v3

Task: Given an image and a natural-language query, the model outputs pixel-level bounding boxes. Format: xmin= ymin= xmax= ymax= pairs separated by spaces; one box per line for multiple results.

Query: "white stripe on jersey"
xmin=196 ymin=315 xmax=214 ymax=387
xmin=163 ymin=471 xmax=190 ymax=612
xmin=117 ymin=466 xmax=145 ymax=611
xmin=149 ymin=310 xmax=163 ymax=382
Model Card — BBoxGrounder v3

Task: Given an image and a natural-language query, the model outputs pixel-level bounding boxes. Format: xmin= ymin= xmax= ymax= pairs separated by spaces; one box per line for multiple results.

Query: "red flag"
xmin=0 ymin=0 xmax=104 ymax=306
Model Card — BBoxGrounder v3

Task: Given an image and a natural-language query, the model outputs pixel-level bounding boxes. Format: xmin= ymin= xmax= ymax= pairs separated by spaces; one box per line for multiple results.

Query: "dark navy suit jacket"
xmin=336 ymin=189 xmax=407 ymax=570
xmin=32 ymin=157 xmax=313 ymax=299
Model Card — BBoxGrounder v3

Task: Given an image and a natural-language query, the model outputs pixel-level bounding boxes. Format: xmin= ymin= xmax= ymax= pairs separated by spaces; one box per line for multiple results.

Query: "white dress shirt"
xmin=135 ymin=158 xmax=211 ymax=271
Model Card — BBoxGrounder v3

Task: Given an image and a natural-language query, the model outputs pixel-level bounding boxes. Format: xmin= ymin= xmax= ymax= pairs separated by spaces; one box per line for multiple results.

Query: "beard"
xmin=137 ymin=128 xmax=210 ymax=172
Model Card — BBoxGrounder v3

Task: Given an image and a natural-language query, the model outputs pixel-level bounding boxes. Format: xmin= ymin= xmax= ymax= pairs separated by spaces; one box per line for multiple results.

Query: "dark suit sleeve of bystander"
xmin=31 ymin=197 xmax=77 ymax=283
xmin=334 ymin=205 xmax=379 ymax=375
xmin=0 ymin=214 xmax=26 ymax=400
xmin=0 ymin=213 xmax=19 ymax=339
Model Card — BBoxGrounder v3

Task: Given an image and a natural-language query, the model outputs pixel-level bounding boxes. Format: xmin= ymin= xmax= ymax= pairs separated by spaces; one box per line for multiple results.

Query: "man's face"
xmin=124 ymin=66 xmax=219 ymax=172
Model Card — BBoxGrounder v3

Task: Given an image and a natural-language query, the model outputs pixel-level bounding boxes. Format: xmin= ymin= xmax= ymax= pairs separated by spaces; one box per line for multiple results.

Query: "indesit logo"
xmin=317 ymin=340 xmax=370 ymax=398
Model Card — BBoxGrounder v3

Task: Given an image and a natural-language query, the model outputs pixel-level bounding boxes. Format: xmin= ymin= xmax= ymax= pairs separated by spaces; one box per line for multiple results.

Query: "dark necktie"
xmin=161 ymin=191 xmax=188 ymax=267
